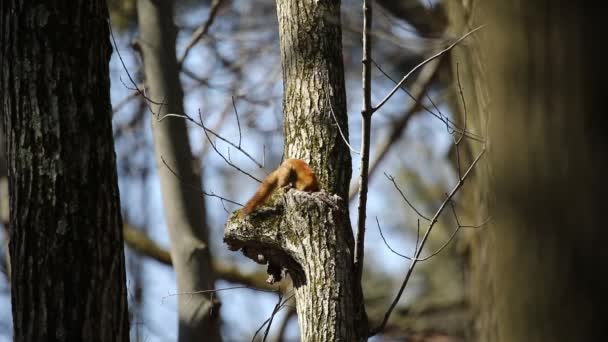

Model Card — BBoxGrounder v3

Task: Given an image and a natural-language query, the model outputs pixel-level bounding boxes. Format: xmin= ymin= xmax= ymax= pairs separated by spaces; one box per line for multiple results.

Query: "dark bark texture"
xmin=445 ymin=1 xmax=608 ymax=341
xmin=1 ymin=1 xmax=130 ymax=341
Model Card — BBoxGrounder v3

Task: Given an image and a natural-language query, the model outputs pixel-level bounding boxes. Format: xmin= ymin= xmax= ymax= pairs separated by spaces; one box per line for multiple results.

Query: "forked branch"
xmin=369 ymin=147 xmax=486 ymax=336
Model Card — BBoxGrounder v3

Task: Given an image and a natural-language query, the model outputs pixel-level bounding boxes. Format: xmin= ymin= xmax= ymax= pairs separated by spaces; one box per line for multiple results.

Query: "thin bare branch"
xmin=251 ymin=292 xmax=295 ymax=342
xmin=160 ymin=156 xmax=243 ymax=207
xmin=375 ymin=217 xmax=413 ymax=260
xmin=200 ymin=108 xmax=265 ymax=169
xmin=108 ymin=21 xmax=164 ymax=107
xmin=198 ymin=111 xmax=263 ymax=183
xmin=373 ymin=25 xmax=485 ymax=113
xmin=232 ymin=96 xmax=243 ymax=148
xmin=252 ymin=290 xmax=284 ymax=342
xmin=273 ymin=306 xmax=296 ymax=342
xmin=417 ymin=223 xmax=460 ymax=262
xmin=178 ymin=0 xmax=224 ymax=67
xmin=112 ymin=86 xmax=144 ymax=114
xmin=415 ymin=219 xmax=420 ymax=254
xmin=372 ymin=58 xmax=484 ymax=142
xmin=263 ymin=294 xmax=292 ymax=342
xmin=414 ymin=200 xmax=490 ymax=261
xmin=449 ymin=199 xmax=462 ymax=227
xmin=159 ymin=112 xmax=264 ymax=180
xmin=162 ymin=285 xmax=279 ymax=303
xmin=160 ymin=112 xmax=264 ymax=168
xmin=384 ymin=172 xmax=431 ymax=221
xmin=455 ymin=63 xmax=468 ymax=144
xmin=426 ymin=90 xmax=455 ymax=135
xmin=347 ymin=57 xmax=441 ymax=202
xmin=370 ymin=147 xmax=486 ymax=336
xmin=451 ymin=63 xmax=469 ymax=179
xmin=326 ymin=92 xmax=359 ymax=155
xmin=354 ymin=0 xmax=373 ymax=288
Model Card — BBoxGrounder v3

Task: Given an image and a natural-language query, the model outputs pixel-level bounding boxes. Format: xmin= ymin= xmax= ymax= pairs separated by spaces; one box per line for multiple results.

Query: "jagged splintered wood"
xmin=224 ymin=189 xmax=363 ymax=341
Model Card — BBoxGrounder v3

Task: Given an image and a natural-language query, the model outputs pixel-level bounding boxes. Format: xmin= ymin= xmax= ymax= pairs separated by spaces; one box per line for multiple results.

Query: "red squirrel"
xmin=240 ymin=159 xmax=319 ymax=216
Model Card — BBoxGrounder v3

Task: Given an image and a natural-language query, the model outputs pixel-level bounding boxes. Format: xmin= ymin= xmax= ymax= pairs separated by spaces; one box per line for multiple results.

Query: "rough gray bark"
xmin=0 ymin=1 xmax=130 ymax=341
xmin=278 ymin=0 xmax=352 ymax=200
xmin=225 ymin=0 xmax=368 ymax=340
xmin=445 ymin=1 xmax=608 ymax=341
xmin=226 ymin=190 xmax=359 ymax=340
xmin=136 ymin=1 xmax=221 ymax=341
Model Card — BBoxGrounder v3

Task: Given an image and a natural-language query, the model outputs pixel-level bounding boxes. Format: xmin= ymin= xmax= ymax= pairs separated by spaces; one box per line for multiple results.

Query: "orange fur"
xmin=240 ymin=159 xmax=319 ymax=216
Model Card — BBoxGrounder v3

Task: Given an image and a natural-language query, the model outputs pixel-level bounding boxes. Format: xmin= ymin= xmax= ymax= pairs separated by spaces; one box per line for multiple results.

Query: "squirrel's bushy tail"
xmin=240 ymin=172 xmax=278 ymax=216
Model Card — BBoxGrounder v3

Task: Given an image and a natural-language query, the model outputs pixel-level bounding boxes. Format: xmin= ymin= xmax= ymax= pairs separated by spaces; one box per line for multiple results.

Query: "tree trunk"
xmin=225 ymin=190 xmax=362 ymax=341
xmin=135 ymin=1 xmax=221 ymax=341
xmin=225 ymin=0 xmax=368 ymax=340
xmin=278 ymin=0 xmax=352 ymax=199
xmin=0 ymin=1 xmax=130 ymax=341
xmin=445 ymin=1 xmax=608 ymax=341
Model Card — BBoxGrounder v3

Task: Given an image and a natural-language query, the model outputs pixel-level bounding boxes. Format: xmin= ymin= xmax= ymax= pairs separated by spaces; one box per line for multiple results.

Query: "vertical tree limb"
xmin=354 ymin=0 xmax=373 ymax=288
xmin=226 ymin=0 xmax=368 ymax=340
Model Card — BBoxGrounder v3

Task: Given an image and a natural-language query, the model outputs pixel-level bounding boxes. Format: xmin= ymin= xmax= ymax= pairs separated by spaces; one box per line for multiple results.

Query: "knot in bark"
xmin=224 ymin=189 xmax=349 ymax=286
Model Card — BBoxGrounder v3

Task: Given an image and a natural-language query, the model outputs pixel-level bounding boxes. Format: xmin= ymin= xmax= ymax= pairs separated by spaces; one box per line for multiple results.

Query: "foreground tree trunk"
xmin=0 ymin=1 xmax=130 ymax=341
xmin=136 ymin=1 xmax=221 ymax=341
xmin=445 ymin=2 xmax=608 ymax=341
xmin=225 ymin=0 xmax=368 ymax=340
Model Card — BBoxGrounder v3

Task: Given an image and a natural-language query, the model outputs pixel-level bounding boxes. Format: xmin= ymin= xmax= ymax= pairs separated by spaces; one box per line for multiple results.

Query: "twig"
xmin=364 ymin=55 xmax=482 ymax=265
xmin=252 ymin=290 xmax=284 ymax=342
xmin=178 ymin=0 xmax=224 ymax=67
xmin=262 ymin=293 xmax=291 ymax=342
xmin=251 ymin=292 xmax=295 ymax=342
xmin=159 ymin=112 xmax=265 ymax=179
xmin=162 ymin=285 xmax=279 ymax=303
xmin=369 ymin=147 xmax=486 ymax=336
xmin=347 ymin=58 xmax=442 ymax=202
xmin=413 ymin=201 xmax=490 ymax=261
xmin=415 ymin=219 xmax=420 ymax=254
xmin=372 ymin=58 xmax=484 ymax=142
xmin=194 ymin=102 xmax=265 ymax=169
xmin=160 ymin=112 xmax=264 ymax=168
xmin=326 ymin=92 xmax=359 ymax=155
xmin=377 ymin=208 xmax=488 ymax=262
xmin=354 ymin=0 xmax=373 ymax=287
xmin=454 ymin=143 xmax=462 ymax=179
xmin=112 ymin=86 xmax=144 ymax=114
xmin=232 ymin=96 xmax=243 ymax=148
xmin=455 ymin=63 xmax=467 ymax=145
xmin=426 ymin=89 xmax=455 ymax=135
xmin=108 ymin=20 xmax=163 ymax=109
xmin=452 ymin=63 xmax=468 ymax=179
xmin=373 ymin=25 xmax=485 ymax=113
xmin=273 ymin=306 xmax=296 ymax=342
xmin=161 ymin=156 xmax=242 ymax=207
xmin=384 ymin=173 xmax=431 ymax=221
xmin=198 ymin=110 xmax=263 ymax=183
xmin=375 ymin=217 xmax=412 ymax=260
